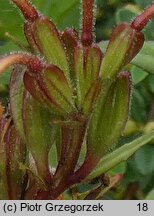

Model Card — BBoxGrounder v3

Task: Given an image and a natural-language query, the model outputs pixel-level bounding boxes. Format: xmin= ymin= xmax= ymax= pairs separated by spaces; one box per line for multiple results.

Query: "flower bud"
xmin=74 ymin=45 xmax=102 ymax=108
xmin=24 ymin=65 xmax=75 ymax=115
xmin=87 ymin=72 xmax=132 ymax=158
xmin=100 ymin=23 xmax=144 ymax=79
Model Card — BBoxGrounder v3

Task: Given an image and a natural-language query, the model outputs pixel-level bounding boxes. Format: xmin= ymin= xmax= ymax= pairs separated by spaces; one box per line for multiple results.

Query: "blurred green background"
xmin=0 ymin=0 xmax=154 ymax=199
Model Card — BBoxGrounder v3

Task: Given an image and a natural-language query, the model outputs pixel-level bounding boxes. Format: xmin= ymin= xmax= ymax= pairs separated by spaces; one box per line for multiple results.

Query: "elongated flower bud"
xmin=100 ymin=23 xmax=144 ymax=79
xmin=87 ymin=72 xmax=132 ymax=158
xmin=13 ymin=0 xmax=71 ymax=85
xmin=32 ymin=17 xmax=70 ymax=83
xmin=74 ymin=45 xmax=102 ymax=108
xmin=24 ymin=65 xmax=75 ymax=115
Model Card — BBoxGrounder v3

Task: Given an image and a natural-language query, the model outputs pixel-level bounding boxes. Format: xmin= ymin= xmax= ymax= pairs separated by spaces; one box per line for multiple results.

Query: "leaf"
xmin=133 ymin=53 xmax=154 ymax=74
xmin=108 ymin=162 xmax=126 ymax=176
xmin=33 ymin=0 xmax=80 ymax=30
xmin=131 ymin=41 xmax=154 ymax=74
xmin=116 ymin=4 xmax=140 ymax=24
xmin=146 ymin=189 xmax=154 ymax=200
xmin=131 ymin=65 xmax=148 ymax=84
xmin=135 ymin=0 xmax=153 ymax=9
xmin=0 ymin=0 xmax=80 ymax=42
xmin=87 ymin=132 xmax=154 ymax=180
xmin=131 ymin=86 xmax=150 ymax=123
xmin=134 ymin=144 xmax=154 ymax=175
xmin=0 ymin=0 xmax=24 ymax=41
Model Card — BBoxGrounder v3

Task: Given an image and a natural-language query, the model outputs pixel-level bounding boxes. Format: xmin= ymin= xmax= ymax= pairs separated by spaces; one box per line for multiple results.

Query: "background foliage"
xmin=0 ymin=0 xmax=154 ymax=199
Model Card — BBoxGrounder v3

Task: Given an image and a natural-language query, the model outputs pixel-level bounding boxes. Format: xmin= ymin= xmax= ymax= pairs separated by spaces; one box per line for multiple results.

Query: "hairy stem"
xmin=131 ymin=3 xmax=154 ymax=31
xmin=12 ymin=0 xmax=39 ymax=21
xmin=81 ymin=0 xmax=95 ymax=46
xmin=0 ymin=53 xmax=43 ymax=75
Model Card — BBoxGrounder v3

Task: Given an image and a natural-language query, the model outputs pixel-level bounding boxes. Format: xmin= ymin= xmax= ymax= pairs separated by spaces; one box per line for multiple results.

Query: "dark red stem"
xmin=81 ymin=0 xmax=95 ymax=46
xmin=53 ymin=120 xmax=86 ymax=189
xmin=12 ymin=0 xmax=39 ymax=22
xmin=131 ymin=3 xmax=154 ymax=31
xmin=69 ymin=153 xmax=100 ymax=184
xmin=48 ymin=153 xmax=100 ymax=199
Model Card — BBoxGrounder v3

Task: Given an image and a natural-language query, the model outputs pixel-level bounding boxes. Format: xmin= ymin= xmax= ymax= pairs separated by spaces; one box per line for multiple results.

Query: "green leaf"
xmin=0 ymin=0 xmax=24 ymax=41
xmin=133 ymin=53 xmax=154 ymax=74
xmin=131 ymin=66 xmax=148 ymax=84
xmin=87 ymin=132 xmax=154 ymax=180
xmin=116 ymin=4 xmax=140 ymax=24
xmin=132 ymin=41 xmax=154 ymax=74
xmin=131 ymin=86 xmax=150 ymax=123
xmin=0 ymin=0 xmax=80 ymax=41
xmin=134 ymin=145 xmax=154 ymax=175
xmin=146 ymin=189 xmax=154 ymax=200
xmin=135 ymin=0 xmax=153 ymax=9
xmin=133 ymin=54 xmax=154 ymax=74
xmin=33 ymin=0 xmax=80 ymax=30
xmin=108 ymin=162 xmax=126 ymax=176
xmin=145 ymin=75 xmax=154 ymax=93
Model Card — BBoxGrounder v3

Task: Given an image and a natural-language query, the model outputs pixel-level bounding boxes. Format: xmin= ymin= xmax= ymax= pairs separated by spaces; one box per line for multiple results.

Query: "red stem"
xmin=69 ymin=153 xmax=100 ymax=184
xmin=131 ymin=3 xmax=154 ymax=31
xmin=12 ymin=0 xmax=39 ymax=21
xmin=53 ymin=121 xmax=86 ymax=188
xmin=81 ymin=0 xmax=95 ymax=46
xmin=0 ymin=53 xmax=43 ymax=75
xmin=48 ymin=153 xmax=100 ymax=199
